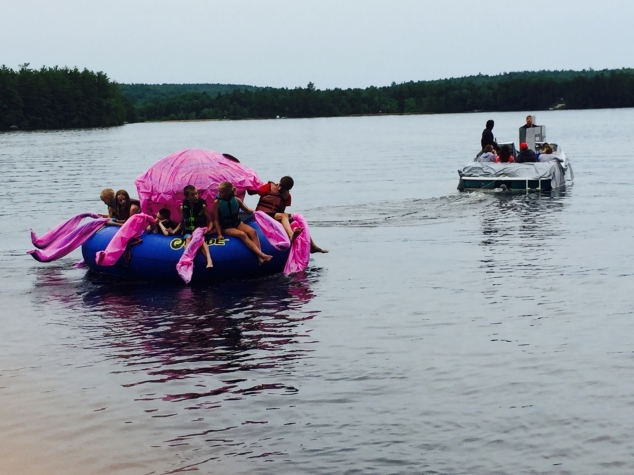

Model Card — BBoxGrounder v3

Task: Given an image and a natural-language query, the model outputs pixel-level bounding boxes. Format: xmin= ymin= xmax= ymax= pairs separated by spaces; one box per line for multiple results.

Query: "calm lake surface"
xmin=2 ymin=110 xmax=634 ymax=475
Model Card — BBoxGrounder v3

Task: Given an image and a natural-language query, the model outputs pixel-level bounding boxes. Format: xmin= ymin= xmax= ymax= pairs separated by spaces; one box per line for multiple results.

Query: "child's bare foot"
xmin=258 ymin=254 xmax=273 ymax=265
xmin=206 ymin=260 xmax=213 ymax=268
xmin=290 ymin=227 xmax=304 ymax=244
xmin=310 ymin=244 xmax=328 ymax=254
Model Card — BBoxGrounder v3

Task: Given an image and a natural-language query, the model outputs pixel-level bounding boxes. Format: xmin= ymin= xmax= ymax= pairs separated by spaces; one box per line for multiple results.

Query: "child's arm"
xmin=212 ymin=200 xmax=223 ymax=240
xmin=158 ymin=221 xmax=170 ymax=236
xmin=237 ymin=197 xmax=254 ymax=214
xmin=203 ymin=204 xmax=214 ymax=234
xmin=170 ymin=223 xmax=181 ymax=235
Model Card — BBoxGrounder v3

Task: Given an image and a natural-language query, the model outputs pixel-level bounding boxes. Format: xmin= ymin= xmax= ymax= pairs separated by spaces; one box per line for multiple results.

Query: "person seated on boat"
xmin=255 ymin=176 xmax=328 ymax=253
xmin=496 ymin=144 xmax=515 ymax=163
xmin=481 ymin=119 xmax=496 ymax=150
xmin=520 ymin=115 xmax=539 ymax=129
xmin=99 ymin=188 xmax=118 ymax=220
xmin=148 ymin=208 xmax=180 ymax=236
xmin=109 ymin=189 xmax=140 ymax=225
xmin=538 ymin=143 xmax=559 ymax=162
xmin=476 ymin=144 xmax=498 ymax=163
xmin=214 ymin=181 xmax=272 ymax=265
xmin=181 ymin=185 xmax=214 ymax=268
xmin=515 ymin=142 xmax=538 ymax=163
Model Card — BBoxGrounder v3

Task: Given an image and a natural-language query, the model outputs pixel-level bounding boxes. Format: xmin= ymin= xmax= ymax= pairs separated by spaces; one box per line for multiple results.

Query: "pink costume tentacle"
xmin=27 ymin=218 xmax=109 ymax=262
xmin=175 ymin=227 xmax=206 ymax=284
xmin=254 ymin=211 xmax=290 ymax=250
xmin=95 ymin=214 xmax=156 ymax=266
xmin=283 ymin=214 xmax=311 ymax=276
xmin=31 ymin=212 xmax=101 ymax=249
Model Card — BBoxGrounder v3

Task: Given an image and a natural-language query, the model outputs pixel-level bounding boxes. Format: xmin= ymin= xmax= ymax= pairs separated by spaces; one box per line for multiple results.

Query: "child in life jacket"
xmin=181 ymin=185 xmax=214 ymax=268
xmin=255 ymin=176 xmax=328 ymax=253
xmin=148 ymin=208 xmax=180 ymax=236
xmin=213 ymin=181 xmax=272 ymax=265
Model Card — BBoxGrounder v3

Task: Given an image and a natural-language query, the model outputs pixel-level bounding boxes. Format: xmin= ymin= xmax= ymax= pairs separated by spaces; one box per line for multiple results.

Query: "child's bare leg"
xmin=310 ymin=237 xmax=328 ymax=253
xmin=201 ymin=241 xmax=213 ymax=268
xmin=275 ymin=213 xmax=295 ymax=239
xmin=275 ymin=212 xmax=303 ymax=243
xmin=224 ymin=227 xmax=272 ymax=264
xmin=184 ymin=235 xmax=192 ymax=248
xmin=239 ymin=222 xmax=262 ymax=251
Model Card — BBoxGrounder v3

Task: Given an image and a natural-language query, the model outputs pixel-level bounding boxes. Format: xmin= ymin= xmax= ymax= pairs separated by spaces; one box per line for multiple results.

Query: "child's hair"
xmin=100 ymin=188 xmax=115 ymax=201
xmin=114 ymin=190 xmax=132 ymax=218
xmin=218 ymin=181 xmax=235 ymax=194
xmin=115 ymin=189 xmax=130 ymax=202
xmin=499 ymin=145 xmax=512 ymax=162
xmin=279 ymin=176 xmax=294 ymax=190
xmin=158 ymin=208 xmax=171 ymax=219
xmin=183 ymin=185 xmax=196 ymax=197
xmin=483 ymin=145 xmax=493 ymax=153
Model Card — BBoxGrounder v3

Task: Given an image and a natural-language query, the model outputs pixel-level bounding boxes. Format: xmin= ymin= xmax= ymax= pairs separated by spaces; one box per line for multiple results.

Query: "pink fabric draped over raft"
xmin=27 ymin=213 xmax=108 ymax=262
xmin=134 ymin=148 xmax=264 ymax=222
xmin=175 ymin=228 xmax=206 ymax=284
xmin=30 ymin=212 xmax=101 ymax=249
xmin=95 ymin=213 xmax=156 ymax=266
xmin=254 ymin=211 xmax=311 ymax=275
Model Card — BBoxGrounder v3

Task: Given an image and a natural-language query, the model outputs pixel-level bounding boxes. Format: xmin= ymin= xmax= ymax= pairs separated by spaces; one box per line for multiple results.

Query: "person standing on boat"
xmin=481 ymin=120 xmax=496 ymax=150
xmin=515 ymin=142 xmax=538 ymax=163
xmin=520 ymin=115 xmax=538 ymax=129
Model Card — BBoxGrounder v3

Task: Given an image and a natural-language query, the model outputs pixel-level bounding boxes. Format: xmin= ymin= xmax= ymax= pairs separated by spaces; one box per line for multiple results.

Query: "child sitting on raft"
xmin=99 ymin=188 xmax=118 ymax=219
xmin=214 ymin=181 xmax=273 ymax=265
xmin=181 ymin=185 xmax=214 ymax=268
xmin=255 ymin=176 xmax=328 ymax=253
xmin=107 ymin=189 xmax=140 ymax=225
xmin=148 ymin=208 xmax=180 ymax=236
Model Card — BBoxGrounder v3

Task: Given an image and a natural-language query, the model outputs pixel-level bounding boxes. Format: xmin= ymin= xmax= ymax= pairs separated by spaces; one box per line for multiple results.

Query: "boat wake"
xmin=304 ymin=193 xmax=490 ymax=227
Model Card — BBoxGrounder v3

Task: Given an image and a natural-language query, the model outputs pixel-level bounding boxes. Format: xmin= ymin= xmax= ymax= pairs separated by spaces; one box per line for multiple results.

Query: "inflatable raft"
xmin=28 ymin=148 xmax=315 ymax=283
xmin=81 ymin=215 xmax=290 ymax=281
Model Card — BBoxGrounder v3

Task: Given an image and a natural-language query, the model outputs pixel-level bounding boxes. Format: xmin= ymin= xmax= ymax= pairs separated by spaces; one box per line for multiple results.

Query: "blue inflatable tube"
xmin=81 ymin=216 xmax=290 ymax=281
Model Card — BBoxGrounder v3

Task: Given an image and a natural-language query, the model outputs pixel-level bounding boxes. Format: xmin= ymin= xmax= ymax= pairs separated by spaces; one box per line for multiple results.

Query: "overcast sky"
xmin=2 ymin=0 xmax=633 ymax=89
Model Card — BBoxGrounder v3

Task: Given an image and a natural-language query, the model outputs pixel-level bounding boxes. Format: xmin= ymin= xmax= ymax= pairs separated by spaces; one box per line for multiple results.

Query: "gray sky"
xmin=2 ymin=0 xmax=634 ymax=89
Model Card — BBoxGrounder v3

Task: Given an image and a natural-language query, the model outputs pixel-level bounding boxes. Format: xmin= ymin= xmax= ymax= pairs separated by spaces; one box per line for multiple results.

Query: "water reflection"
xmin=480 ymin=193 xmax=567 ymax=247
xmin=32 ymin=269 xmax=319 ymax=403
xmin=477 ymin=193 xmax=569 ymax=312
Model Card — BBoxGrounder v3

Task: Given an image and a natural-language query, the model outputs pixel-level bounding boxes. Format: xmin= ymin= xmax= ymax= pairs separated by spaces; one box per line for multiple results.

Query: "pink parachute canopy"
xmin=134 ymin=148 xmax=264 ymax=222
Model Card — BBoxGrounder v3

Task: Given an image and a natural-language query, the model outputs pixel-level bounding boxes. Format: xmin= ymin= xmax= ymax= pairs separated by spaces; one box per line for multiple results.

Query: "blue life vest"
xmin=217 ymin=195 xmax=241 ymax=229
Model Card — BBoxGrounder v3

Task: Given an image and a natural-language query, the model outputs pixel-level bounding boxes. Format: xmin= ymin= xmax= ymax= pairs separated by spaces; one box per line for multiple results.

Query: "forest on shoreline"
xmin=2 ymin=66 xmax=634 ymax=130
xmin=0 ymin=64 xmax=130 ymax=130
xmin=129 ymin=69 xmax=634 ymax=122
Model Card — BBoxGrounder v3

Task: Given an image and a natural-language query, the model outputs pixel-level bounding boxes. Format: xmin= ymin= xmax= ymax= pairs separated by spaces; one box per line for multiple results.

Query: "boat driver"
xmin=521 ymin=115 xmax=538 ymax=129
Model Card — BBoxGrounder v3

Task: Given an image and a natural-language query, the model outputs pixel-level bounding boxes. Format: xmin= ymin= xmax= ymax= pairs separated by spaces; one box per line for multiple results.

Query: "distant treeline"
xmin=0 ymin=64 xmax=130 ymax=130
xmin=120 ymin=83 xmax=259 ymax=105
xmin=128 ymin=69 xmax=634 ymax=122
xmin=3 ymin=66 xmax=634 ymax=130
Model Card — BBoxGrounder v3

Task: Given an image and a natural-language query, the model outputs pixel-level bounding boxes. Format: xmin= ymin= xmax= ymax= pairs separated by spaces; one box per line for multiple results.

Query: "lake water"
xmin=2 ymin=109 xmax=634 ymax=475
